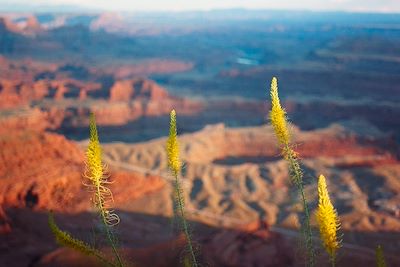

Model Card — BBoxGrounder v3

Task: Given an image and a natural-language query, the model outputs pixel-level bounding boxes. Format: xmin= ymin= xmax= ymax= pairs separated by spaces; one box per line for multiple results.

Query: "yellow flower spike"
xmin=269 ymin=77 xmax=290 ymax=146
xmin=85 ymin=113 xmax=120 ymax=227
xmin=86 ymin=113 xmax=103 ymax=184
xmin=167 ymin=109 xmax=181 ymax=176
xmin=316 ymin=174 xmax=341 ymax=264
xmin=85 ymin=113 xmax=124 ymax=266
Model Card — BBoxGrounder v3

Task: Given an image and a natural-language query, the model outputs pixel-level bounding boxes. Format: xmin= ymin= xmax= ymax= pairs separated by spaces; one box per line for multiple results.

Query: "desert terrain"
xmin=0 ymin=10 xmax=400 ymax=266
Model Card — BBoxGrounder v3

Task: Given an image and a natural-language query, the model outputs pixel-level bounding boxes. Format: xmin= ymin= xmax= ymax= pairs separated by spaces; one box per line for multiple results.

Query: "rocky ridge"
xmin=101 ymin=123 xmax=400 ymax=258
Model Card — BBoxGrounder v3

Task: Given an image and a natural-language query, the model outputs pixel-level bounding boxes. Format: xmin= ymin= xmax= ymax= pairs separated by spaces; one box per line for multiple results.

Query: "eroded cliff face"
xmin=0 ymin=129 xmax=170 ymax=266
xmin=0 ymin=131 xmax=84 ymax=212
xmin=0 ymin=57 xmax=202 ymax=132
xmin=101 ymin=123 xmax=400 ymax=260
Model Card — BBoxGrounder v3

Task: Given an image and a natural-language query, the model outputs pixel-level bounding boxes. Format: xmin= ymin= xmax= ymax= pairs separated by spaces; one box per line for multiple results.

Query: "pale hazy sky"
xmin=3 ymin=0 xmax=400 ymax=13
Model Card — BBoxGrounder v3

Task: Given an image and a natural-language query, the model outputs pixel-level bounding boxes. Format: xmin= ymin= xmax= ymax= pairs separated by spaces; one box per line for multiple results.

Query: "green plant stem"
xmin=285 ymin=145 xmax=315 ymax=267
xmin=93 ymin=250 xmax=118 ymax=267
xmin=174 ymin=174 xmax=198 ymax=267
xmin=298 ymin=181 xmax=315 ymax=267
xmin=96 ymin=186 xmax=124 ymax=267
xmin=331 ymin=255 xmax=336 ymax=267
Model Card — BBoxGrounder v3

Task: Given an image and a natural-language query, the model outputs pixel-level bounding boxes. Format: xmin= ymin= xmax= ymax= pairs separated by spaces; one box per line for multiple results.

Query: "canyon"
xmin=1 ymin=10 xmax=400 ymax=267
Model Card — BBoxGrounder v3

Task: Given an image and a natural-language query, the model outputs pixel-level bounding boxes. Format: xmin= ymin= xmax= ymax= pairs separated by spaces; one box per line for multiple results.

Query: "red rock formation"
xmin=0 ymin=129 xmax=170 ymax=266
xmin=0 ymin=131 xmax=85 ymax=212
xmin=0 ymin=128 xmax=167 ymax=213
xmin=110 ymin=172 xmax=166 ymax=205
xmin=90 ymin=12 xmax=125 ymax=33
xmin=0 ymin=58 xmax=201 ymax=128
xmin=0 ymin=108 xmax=51 ymax=132
xmin=0 ymin=17 xmax=21 ymax=35
xmin=109 ymin=80 xmax=135 ymax=101
xmin=109 ymin=78 xmax=169 ymax=102
xmin=0 ymin=15 xmax=42 ymax=36
xmin=24 ymin=15 xmax=42 ymax=32
xmin=135 ymin=78 xmax=169 ymax=100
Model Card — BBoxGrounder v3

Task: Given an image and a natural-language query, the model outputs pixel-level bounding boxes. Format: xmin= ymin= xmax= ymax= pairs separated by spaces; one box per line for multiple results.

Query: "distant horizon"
xmin=1 ymin=0 xmax=400 ymax=14
xmin=1 ymin=6 xmax=400 ymax=16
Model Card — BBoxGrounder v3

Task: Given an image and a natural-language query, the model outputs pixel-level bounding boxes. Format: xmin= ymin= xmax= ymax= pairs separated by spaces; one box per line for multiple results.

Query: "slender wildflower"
xmin=376 ymin=245 xmax=387 ymax=267
xmin=48 ymin=212 xmax=116 ymax=267
xmin=167 ymin=109 xmax=198 ymax=267
xmin=269 ymin=77 xmax=315 ymax=267
xmin=167 ymin=110 xmax=181 ymax=177
xmin=85 ymin=113 xmax=124 ymax=267
xmin=316 ymin=174 xmax=341 ymax=267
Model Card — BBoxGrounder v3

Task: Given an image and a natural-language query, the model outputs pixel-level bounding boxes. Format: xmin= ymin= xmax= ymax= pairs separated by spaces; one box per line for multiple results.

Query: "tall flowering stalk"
xmin=85 ymin=113 xmax=124 ymax=267
xmin=316 ymin=175 xmax=341 ymax=266
xmin=48 ymin=113 xmax=124 ymax=267
xmin=269 ymin=77 xmax=315 ymax=266
xmin=167 ymin=110 xmax=198 ymax=267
